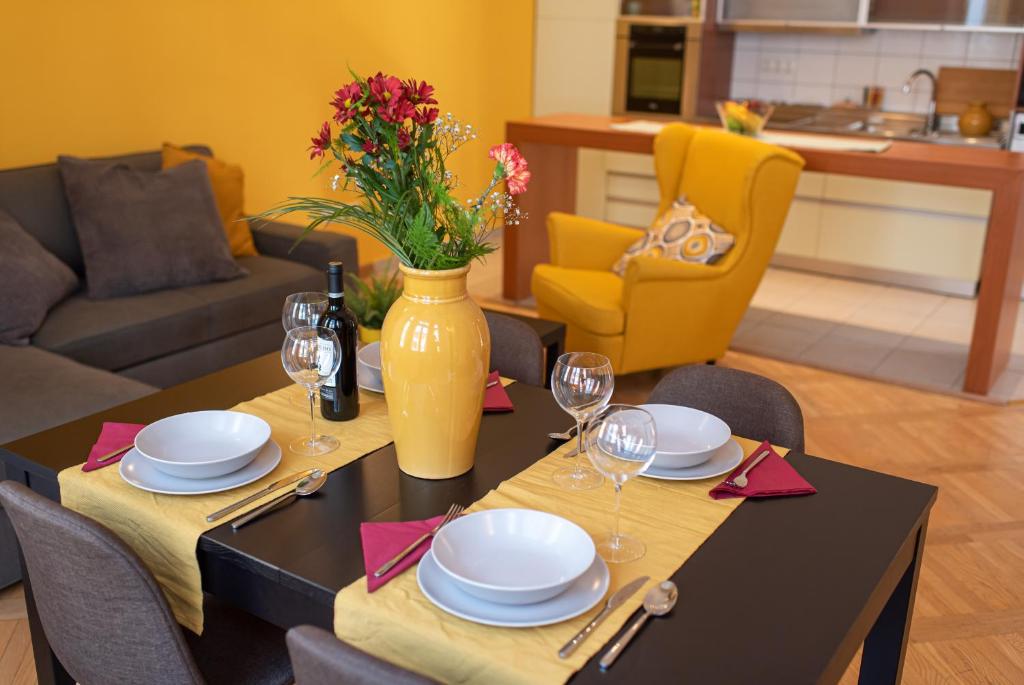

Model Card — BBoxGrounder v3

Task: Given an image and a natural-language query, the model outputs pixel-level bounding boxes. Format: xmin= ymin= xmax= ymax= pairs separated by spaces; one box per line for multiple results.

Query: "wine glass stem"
xmin=612 ymin=481 xmax=623 ymax=545
xmin=574 ymin=417 xmax=585 ymax=467
xmin=308 ymin=389 xmax=318 ymax=447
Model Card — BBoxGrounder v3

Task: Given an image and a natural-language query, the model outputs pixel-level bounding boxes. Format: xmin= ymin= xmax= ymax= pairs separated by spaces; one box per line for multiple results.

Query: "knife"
xmin=206 ymin=468 xmax=316 ymax=522
xmin=558 ymin=575 xmax=650 ymax=659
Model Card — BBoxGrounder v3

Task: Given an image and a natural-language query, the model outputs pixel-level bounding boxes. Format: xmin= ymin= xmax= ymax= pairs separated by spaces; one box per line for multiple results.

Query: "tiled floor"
xmin=465 ymin=239 xmax=1024 ymax=402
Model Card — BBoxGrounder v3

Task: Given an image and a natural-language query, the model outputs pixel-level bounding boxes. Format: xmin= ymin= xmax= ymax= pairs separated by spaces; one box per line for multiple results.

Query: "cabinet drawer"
xmin=605 ymin=200 xmax=657 ymax=228
xmin=606 ymin=173 xmax=660 ymax=203
xmin=823 ymin=175 xmax=992 ymax=218
xmin=776 ymin=198 xmax=822 ymax=258
xmin=817 ymin=204 xmax=986 ymax=282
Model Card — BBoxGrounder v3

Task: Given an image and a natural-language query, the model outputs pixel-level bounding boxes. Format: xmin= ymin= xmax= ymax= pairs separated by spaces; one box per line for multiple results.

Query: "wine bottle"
xmin=317 ymin=261 xmax=360 ymax=421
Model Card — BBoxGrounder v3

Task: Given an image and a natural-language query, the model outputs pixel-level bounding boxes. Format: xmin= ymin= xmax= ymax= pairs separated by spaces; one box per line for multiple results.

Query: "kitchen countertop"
xmin=503 ymin=113 xmax=1024 ymax=396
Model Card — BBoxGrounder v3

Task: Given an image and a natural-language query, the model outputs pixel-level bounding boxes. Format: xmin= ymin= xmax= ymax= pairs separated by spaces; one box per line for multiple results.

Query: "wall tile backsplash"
xmin=730 ymin=30 xmax=1021 ymax=113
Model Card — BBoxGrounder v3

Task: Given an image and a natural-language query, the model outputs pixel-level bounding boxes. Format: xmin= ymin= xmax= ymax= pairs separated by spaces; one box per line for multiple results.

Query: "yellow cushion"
xmin=161 ymin=143 xmax=257 ymax=257
xmin=531 ymin=264 xmax=624 ymax=335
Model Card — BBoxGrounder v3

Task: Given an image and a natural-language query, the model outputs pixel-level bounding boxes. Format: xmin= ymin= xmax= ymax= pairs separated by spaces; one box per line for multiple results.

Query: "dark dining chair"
xmin=648 ymin=364 xmax=805 ymax=452
xmin=0 ymin=481 xmax=292 ymax=685
xmin=287 ymin=625 xmax=437 ymax=684
xmin=484 ymin=311 xmax=545 ymax=386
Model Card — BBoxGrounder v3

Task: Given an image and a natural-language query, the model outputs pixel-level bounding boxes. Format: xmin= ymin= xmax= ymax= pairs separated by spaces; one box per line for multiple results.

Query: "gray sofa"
xmin=0 ymin=146 xmax=357 ymax=586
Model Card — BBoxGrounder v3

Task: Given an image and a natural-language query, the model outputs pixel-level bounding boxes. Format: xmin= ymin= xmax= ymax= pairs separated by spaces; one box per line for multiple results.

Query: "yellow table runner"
xmin=334 ymin=436 xmax=786 ymax=684
xmin=58 ymin=384 xmax=394 ymax=634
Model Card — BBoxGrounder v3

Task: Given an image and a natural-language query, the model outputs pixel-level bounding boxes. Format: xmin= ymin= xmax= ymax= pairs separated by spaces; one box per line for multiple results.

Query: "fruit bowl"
xmin=716 ymin=100 xmax=774 ymax=137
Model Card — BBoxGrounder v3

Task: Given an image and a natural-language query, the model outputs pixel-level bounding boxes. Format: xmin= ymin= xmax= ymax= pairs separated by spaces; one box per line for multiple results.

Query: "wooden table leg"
xmin=502 ymin=141 xmax=578 ymax=301
xmin=964 ymin=183 xmax=1024 ymax=395
xmin=858 ymin=520 xmax=928 ymax=685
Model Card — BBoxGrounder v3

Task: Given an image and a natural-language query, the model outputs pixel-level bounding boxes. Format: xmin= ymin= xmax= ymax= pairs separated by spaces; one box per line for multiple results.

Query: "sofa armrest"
xmin=547 ymin=212 xmax=642 ymax=270
xmin=252 ymin=220 xmax=360 ymax=272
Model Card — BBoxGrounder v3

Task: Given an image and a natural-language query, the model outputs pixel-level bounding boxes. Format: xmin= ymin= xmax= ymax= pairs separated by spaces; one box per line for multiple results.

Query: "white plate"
xmin=638 ymin=404 xmax=731 ymax=470
xmin=417 ymin=550 xmax=609 ymax=628
xmin=640 ymin=438 xmax=744 ymax=481
xmin=357 ymin=363 xmax=384 ymax=394
xmin=431 ymin=509 xmax=595 ymax=605
xmin=134 ymin=410 xmax=271 ymax=479
xmin=119 ymin=440 xmax=282 ymax=495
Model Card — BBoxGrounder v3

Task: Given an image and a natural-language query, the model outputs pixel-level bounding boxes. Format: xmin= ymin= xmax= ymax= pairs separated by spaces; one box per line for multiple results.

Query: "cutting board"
xmin=935 ymin=67 xmax=1016 ymax=118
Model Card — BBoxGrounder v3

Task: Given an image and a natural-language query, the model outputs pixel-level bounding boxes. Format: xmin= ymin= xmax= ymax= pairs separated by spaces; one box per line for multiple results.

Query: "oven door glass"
xmin=627 ymin=53 xmax=683 ymax=113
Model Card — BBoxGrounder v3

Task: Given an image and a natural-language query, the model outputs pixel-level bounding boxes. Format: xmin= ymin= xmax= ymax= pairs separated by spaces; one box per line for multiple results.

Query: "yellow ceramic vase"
xmin=380 ymin=264 xmax=490 ymax=479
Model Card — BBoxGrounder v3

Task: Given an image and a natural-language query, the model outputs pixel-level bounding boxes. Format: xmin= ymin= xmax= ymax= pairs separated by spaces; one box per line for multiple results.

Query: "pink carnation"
xmin=488 ymin=143 xmax=531 ymax=195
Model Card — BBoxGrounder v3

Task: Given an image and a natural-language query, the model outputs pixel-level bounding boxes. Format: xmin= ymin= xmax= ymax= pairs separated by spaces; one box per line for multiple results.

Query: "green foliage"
xmin=251 ymin=71 xmax=515 ymax=271
xmin=345 ymin=269 xmax=403 ymax=330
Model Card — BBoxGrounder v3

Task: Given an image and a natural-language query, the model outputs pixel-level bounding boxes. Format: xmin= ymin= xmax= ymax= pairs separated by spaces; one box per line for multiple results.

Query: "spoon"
xmin=548 ymin=424 xmax=578 ymax=441
xmin=599 ymin=580 xmax=678 ymax=669
xmin=230 ymin=470 xmax=327 ymax=530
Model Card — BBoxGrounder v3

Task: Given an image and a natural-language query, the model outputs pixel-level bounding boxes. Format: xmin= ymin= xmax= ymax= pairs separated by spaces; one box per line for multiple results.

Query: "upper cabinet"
xmin=869 ymin=0 xmax=1024 ymax=29
xmin=718 ymin=0 xmax=1024 ymax=31
xmin=720 ymin=0 xmax=862 ymax=26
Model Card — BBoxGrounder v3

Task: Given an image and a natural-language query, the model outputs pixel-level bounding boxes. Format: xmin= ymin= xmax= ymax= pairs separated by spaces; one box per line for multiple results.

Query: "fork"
xmin=372 ymin=503 xmax=464 ymax=578
xmin=724 ymin=448 xmax=770 ymax=489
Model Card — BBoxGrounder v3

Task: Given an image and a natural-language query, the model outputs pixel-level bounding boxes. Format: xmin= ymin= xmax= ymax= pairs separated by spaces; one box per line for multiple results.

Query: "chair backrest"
xmin=0 ymin=481 xmax=203 ymax=685
xmin=287 ymin=625 xmax=436 ymax=685
xmin=648 ymin=365 xmax=805 ymax=452
xmin=0 ymin=145 xmax=212 ymax=276
xmin=484 ymin=311 xmax=545 ymax=386
xmin=653 ymin=123 xmax=804 ymax=280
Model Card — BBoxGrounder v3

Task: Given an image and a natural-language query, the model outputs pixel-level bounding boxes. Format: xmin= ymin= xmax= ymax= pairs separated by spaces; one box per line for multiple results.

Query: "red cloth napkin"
xmin=483 ymin=370 xmax=514 ymax=413
xmin=361 ymin=515 xmax=445 ymax=592
xmin=82 ymin=422 xmax=146 ymax=472
xmin=709 ymin=440 xmax=816 ymax=500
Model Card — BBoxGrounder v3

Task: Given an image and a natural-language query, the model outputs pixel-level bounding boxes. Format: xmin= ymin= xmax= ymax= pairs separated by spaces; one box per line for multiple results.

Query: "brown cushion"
xmin=0 ymin=209 xmax=79 ymax=344
xmin=58 ymin=156 xmax=245 ymax=299
xmin=161 ymin=143 xmax=258 ymax=257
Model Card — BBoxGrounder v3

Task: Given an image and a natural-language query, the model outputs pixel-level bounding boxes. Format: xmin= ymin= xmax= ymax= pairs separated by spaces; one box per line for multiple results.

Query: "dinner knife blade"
xmin=558 ymin=575 xmax=650 ymax=659
xmin=206 ymin=468 xmax=316 ymax=522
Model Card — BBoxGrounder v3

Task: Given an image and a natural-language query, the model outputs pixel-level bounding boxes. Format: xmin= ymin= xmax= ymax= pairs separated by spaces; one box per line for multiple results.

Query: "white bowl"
xmin=357 ymin=342 xmax=382 ymax=389
xmin=431 ymin=509 xmax=595 ymax=606
xmin=134 ymin=411 xmax=271 ymax=479
xmin=638 ymin=404 xmax=731 ymax=469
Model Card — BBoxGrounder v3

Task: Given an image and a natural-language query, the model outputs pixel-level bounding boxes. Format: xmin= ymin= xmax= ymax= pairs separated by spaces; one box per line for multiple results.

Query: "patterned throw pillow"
xmin=612 ymin=197 xmax=734 ymax=277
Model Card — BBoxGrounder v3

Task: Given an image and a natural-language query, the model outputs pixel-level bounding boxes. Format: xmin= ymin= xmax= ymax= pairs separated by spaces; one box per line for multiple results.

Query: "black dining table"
xmin=1 ymin=353 xmax=936 ymax=685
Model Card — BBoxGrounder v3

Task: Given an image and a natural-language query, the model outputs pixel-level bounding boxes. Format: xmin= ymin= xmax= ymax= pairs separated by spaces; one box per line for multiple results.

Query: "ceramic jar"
xmin=380 ymin=264 xmax=490 ymax=479
xmin=958 ymin=102 xmax=993 ymax=137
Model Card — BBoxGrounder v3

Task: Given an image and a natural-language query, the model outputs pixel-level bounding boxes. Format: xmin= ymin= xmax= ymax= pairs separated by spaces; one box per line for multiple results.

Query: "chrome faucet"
xmin=902 ymin=69 xmax=938 ymax=135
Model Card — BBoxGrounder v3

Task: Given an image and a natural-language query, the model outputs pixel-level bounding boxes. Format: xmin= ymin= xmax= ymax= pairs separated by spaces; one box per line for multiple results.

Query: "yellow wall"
xmin=0 ymin=0 xmax=535 ymax=265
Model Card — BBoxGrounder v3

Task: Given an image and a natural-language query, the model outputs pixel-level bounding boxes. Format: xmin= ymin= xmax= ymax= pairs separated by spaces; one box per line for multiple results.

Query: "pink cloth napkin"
xmin=483 ymin=370 xmax=514 ymax=413
xmin=361 ymin=515 xmax=445 ymax=592
xmin=82 ymin=422 xmax=146 ymax=472
xmin=709 ymin=440 xmax=816 ymax=500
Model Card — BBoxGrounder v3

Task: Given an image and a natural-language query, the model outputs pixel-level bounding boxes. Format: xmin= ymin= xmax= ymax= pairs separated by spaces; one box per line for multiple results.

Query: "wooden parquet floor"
xmin=3 ymin=350 xmax=1023 ymax=683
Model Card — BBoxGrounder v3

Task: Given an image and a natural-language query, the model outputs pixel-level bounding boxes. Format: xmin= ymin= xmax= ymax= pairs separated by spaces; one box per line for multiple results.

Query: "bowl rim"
xmin=357 ymin=341 xmax=381 ymax=370
xmin=134 ymin=410 xmax=271 ymax=467
xmin=638 ymin=403 xmax=732 ymax=456
xmin=432 ymin=508 xmax=596 ymax=593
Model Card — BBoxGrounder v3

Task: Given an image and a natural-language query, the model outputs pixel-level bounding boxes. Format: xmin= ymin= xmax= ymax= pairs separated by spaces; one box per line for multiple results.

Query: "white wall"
xmin=730 ymin=30 xmax=1022 ymax=113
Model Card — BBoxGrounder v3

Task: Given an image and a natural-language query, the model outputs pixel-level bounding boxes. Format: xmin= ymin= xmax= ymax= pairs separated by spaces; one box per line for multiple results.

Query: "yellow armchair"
xmin=531 ymin=123 xmax=805 ymax=374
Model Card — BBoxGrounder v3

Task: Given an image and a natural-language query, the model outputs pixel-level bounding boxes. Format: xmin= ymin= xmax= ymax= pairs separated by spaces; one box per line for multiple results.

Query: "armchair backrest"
xmin=653 ymin=123 xmax=804 ymax=277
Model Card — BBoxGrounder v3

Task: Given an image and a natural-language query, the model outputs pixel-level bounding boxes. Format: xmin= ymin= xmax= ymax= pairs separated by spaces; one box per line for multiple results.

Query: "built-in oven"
xmin=614 ymin=20 xmax=701 ymax=118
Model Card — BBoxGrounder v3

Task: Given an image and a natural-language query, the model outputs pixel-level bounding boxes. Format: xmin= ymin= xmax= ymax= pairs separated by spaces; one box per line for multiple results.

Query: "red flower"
xmin=331 ymin=82 xmax=364 ymax=124
xmin=378 ymin=97 xmax=414 ymax=124
xmin=367 ymin=72 xmax=403 ymax=105
xmin=397 ymin=128 xmax=411 ymax=150
xmin=488 ymin=143 xmax=531 ymax=195
xmin=308 ymin=121 xmax=332 ymax=160
xmin=403 ymin=79 xmax=437 ymax=106
xmin=413 ymin=107 xmax=439 ymax=125
xmin=361 ymin=139 xmax=379 ymax=155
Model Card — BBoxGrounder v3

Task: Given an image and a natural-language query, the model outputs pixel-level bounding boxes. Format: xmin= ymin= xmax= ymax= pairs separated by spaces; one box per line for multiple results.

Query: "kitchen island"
xmin=504 ymin=114 xmax=1024 ymax=396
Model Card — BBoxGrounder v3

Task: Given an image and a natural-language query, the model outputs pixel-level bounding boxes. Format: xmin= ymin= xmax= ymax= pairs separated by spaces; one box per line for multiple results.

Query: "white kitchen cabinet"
xmin=576 ymin=153 xmax=992 ymax=296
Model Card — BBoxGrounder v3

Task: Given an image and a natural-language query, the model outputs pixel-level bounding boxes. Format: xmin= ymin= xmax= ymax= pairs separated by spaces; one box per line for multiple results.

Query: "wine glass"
xmin=283 ymin=292 xmax=329 ymax=406
xmin=281 ymin=326 xmax=341 ymax=456
xmin=282 ymin=292 xmax=329 ymax=331
xmin=550 ymin=352 xmax=614 ymax=490
xmin=584 ymin=404 xmax=658 ymax=563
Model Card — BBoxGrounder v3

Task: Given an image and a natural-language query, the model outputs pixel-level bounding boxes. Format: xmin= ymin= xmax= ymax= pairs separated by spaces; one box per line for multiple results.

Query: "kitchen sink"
xmin=770 ymin=105 xmax=1004 ymax=149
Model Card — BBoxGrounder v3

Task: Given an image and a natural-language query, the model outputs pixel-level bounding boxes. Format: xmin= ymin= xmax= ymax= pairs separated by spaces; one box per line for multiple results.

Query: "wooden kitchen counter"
xmin=504 ymin=113 xmax=1024 ymax=396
